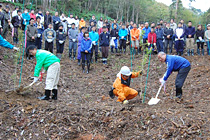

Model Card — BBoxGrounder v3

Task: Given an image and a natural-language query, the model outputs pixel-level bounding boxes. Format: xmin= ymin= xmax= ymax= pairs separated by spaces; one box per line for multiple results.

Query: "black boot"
xmin=187 ymin=49 xmax=190 ymax=56
xmin=38 ymin=90 xmax=50 ymax=100
xmin=52 ymin=89 xmax=58 ymax=100
xmin=119 ymin=49 xmax=122 ymax=54
xmin=197 ymin=49 xmax=200 ymax=55
xmin=123 ymin=49 xmax=126 ymax=54
xmin=82 ymin=63 xmax=85 ymax=73
xmin=191 ymin=49 xmax=194 ymax=56
xmin=73 ymin=52 xmax=76 ymax=60
xmin=95 ymin=56 xmax=98 ymax=63
xmin=87 ymin=63 xmax=90 ymax=74
xmin=78 ymin=59 xmax=81 ymax=66
xmin=176 ymin=88 xmax=182 ymax=99
xmin=69 ymin=52 xmax=72 ymax=60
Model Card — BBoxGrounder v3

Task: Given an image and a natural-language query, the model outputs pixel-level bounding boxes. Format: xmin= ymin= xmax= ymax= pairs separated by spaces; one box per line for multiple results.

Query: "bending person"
xmin=158 ymin=52 xmax=191 ymax=99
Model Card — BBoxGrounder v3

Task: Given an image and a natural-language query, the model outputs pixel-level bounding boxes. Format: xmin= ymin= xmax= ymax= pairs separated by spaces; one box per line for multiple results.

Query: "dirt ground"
xmin=1 ymin=36 xmax=210 ymax=140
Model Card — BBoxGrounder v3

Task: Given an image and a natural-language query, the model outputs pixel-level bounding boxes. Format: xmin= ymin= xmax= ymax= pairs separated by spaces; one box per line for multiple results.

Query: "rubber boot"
xmin=73 ymin=52 xmax=76 ymax=60
xmin=87 ymin=63 xmax=90 ymax=74
xmin=82 ymin=63 xmax=85 ymax=73
xmin=115 ymin=48 xmax=118 ymax=53
xmin=38 ymin=90 xmax=50 ymax=100
xmin=181 ymin=51 xmax=183 ymax=56
xmin=105 ymin=60 xmax=107 ymax=65
xmin=187 ymin=49 xmax=190 ymax=56
xmin=202 ymin=49 xmax=204 ymax=56
xmin=197 ymin=49 xmax=200 ymax=55
xmin=176 ymin=88 xmax=182 ymax=99
xmin=78 ymin=59 xmax=81 ymax=66
xmin=95 ymin=56 xmax=98 ymax=63
xmin=123 ymin=49 xmax=126 ymax=54
xmin=191 ymin=49 xmax=194 ymax=56
xmin=52 ymin=89 xmax=58 ymax=100
xmin=138 ymin=48 xmax=141 ymax=54
xmin=119 ymin=49 xmax=122 ymax=54
xmin=69 ymin=52 xmax=72 ymax=60
xmin=91 ymin=59 xmax=93 ymax=64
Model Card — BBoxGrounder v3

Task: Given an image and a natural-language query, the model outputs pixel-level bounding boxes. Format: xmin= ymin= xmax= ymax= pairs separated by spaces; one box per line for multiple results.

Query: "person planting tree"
xmin=158 ymin=52 xmax=191 ymax=99
xmin=110 ymin=66 xmax=143 ymax=104
xmin=28 ymin=45 xmax=60 ymax=100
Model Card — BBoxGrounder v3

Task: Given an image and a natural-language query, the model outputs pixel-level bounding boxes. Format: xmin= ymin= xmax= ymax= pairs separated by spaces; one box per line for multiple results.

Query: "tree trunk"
xmin=135 ymin=12 xmax=139 ymax=24
xmin=175 ymin=0 xmax=179 ymax=22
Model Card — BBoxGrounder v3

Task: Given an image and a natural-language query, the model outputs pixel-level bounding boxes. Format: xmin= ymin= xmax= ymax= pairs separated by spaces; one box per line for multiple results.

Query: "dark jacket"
xmin=81 ymin=38 xmax=92 ymax=53
xmin=185 ymin=26 xmax=195 ymax=38
xmin=44 ymin=14 xmax=52 ymax=26
xmin=56 ymin=30 xmax=66 ymax=41
xmin=12 ymin=15 xmax=22 ymax=28
xmin=26 ymin=24 xmax=38 ymax=41
xmin=34 ymin=23 xmax=44 ymax=38
xmin=99 ymin=32 xmax=110 ymax=46
xmin=3 ymin=10 xmax=10 ymax=27
xmin=155 ymin=28 xmax=164 ymax=40
xmin=195 ymin=29 xmax=204 ymax=40
xmin=110 ymin=28 xmax=119 ymax=37
xmin=89 ymin=18 xmax=97 ymax=26
xmin=163 ymin=27 xmax=173 ymax=40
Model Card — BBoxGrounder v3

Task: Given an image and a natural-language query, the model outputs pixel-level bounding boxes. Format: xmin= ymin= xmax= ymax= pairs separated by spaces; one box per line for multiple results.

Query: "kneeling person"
xmin=28 ymin=45 xmax=60 ymax=100
xmin=112 ymin=66 xmax=142 ymax=104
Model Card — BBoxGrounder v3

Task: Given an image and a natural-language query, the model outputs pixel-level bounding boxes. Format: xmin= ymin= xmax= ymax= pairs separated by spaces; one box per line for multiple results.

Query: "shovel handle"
xmin=155 ymin=84 xmax=163 ymax=98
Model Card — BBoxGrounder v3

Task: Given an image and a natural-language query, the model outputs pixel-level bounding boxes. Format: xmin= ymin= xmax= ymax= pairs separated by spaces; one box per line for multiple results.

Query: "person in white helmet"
xmin=110 ymin=66 xmax=142 ymax=104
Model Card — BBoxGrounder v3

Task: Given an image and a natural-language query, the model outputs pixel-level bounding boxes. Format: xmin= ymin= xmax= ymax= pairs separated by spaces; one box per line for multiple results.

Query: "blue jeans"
xmin=69 ymin=41 xmax=77 ymax=56
xmin=207 ymin=41 xmax=210 ymax=55
xmin=156 ymin=39 xmax=163 ymax=52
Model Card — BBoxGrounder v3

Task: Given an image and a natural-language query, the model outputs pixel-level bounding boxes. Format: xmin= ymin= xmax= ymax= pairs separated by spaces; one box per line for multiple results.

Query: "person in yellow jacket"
xmin=111 ymin=66 xmax=142 ymax=104
xmin=79 ymin=18 xmax=86 ymax=29
xmin=28 ymin=45 xmax=60 ymax=100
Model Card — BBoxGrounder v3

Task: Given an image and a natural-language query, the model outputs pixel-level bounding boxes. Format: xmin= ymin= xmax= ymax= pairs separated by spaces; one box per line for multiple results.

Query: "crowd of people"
xmin=1 ymin=3 xmax=204 ymax=102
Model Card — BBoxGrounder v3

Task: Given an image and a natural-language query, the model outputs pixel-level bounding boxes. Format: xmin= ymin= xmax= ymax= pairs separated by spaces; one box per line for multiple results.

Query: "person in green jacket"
xmin=28 ymin=45 xmax=60 ymax=100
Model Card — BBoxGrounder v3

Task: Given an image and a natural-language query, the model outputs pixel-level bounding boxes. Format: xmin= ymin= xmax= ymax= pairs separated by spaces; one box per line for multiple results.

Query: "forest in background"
xmin=1 ymin=0 xmax=210 ymax=26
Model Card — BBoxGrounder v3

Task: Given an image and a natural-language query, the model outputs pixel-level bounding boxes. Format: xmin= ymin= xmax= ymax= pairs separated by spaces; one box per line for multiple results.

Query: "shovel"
xmin=148 ymin=84 xmax=163 ymax=105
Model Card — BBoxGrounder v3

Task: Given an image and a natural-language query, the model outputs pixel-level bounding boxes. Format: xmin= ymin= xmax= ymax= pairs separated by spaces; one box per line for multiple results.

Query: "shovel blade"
xmin=148 ymin=97 xmax=160 ymax=105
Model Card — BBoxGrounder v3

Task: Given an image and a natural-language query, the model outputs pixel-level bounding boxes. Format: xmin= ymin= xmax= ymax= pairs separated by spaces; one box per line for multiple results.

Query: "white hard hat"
xmin=120 ymin=66 xmax=131 ymax=76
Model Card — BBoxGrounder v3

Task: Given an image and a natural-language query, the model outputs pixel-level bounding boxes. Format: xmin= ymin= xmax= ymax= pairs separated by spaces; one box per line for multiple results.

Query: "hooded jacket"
xmin=79 ymin=20 xmax=86 ymax=29
xmin=143 ymin=27 xmax=151 ymax=39
xmin=81 ymin=38 xmax=92 ymax=53
xmin=89 ymin=31 xmax=99 ymax=45
xmin=119 ymin=28 xmax=128 ymax=40
xmin=148 ymin=32 xmax=157 ymax=43
xmin=22 ymin=13 xmax=30 ymax=26
xmin=130 ymin=28 xmax=140 ymax=41
xmin=26 ymin=24 xmax=38 ymax=41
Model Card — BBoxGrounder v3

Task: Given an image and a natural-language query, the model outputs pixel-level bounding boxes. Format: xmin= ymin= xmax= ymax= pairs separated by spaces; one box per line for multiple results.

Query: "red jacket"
xmin=29 ymin=13 xmax=36 ymax=21
xmin=148 ymin=32 xmax=156 ymax=43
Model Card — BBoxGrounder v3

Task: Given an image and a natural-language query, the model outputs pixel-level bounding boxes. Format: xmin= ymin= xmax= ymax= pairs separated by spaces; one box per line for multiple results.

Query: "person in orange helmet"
xmin=110 ymin=66 xmax=142 ymax=104
xmin=130 ymin=23 xmax=140 ymax=55
xmin=79 ymin=18 xmax=86 ymax=29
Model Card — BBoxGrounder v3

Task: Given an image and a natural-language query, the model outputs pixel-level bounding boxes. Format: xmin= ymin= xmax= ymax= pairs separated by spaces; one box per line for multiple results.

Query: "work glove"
xmin=42 ymin=69 xmax=46 ymax=74
xmin=154 ymin=43 xmax=156 ymax=46
xmin=159 ymin=78 xmax=166 ymax=86
xmin=72 ymin=39 xmax=76 ymax=42
xmin=13 ymin=46 xmax=19 ymax=51
xmin=121 ymin=36 xmax=124 ymax=39
xmin=133 ymin=36 xmax=136 ymax=39
xmin=59 ymin=40 xmax=64 ymax=44
xmin=33 ymin=77 xmax=39 ymax=83
xmin=123 ymin=100 xmax=129 ymax=105
xmin=92 ymin=41 xmax=96 ymax=45
xmin=10 ymin=24 xmax=14 ymax=29
xmin=148 ymin=43 xmax=150 ymax=46
xmin=112 ymin=37 xmax=116 ymax=40
xmin=68 ymin=24 xmax=71 ymax=28
xmin=47 ymin=39 xmax=53 ymax=43
xmin=199 ymin=37 xmax=202 ymax=41
xmin=139 ymin=70 xmax=143 ymax=75
xmin=55 ymin=21 xmax=59 ymax=24
xmin=37 ymin=34 xmax=41 ymax=38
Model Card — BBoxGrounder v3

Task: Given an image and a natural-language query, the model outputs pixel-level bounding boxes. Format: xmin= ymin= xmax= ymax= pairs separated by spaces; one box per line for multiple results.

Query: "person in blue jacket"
xmin=119 ymin=24 xmax=128 ymax=53
xmin=158 ymin=52 xmax=191 ymax=99
xmin=89 ymin=26 xmax=99 ymax=63
xmin=156 ymin=23 xmax=164 ymax=52
xmin=143 ymin=22 xmax=151 ymax=48
xmin=22 ymin=9 xmax=30 ymax=30
xmin=34 ymin=16 xmax=44 ymax=49
xmin=0 ymin=34 xmax=19 ymax=51
xmin=81 ymin=31 xmax=92 ymax=74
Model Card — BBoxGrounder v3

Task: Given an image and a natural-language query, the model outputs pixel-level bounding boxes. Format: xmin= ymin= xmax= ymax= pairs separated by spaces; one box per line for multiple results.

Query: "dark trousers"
xmin=175 ymin=40 xmax=184 ymax=54
xmin=119 ymin=39 xmax=126 ymax=50
xmin=26 ymin=41 xmax=36 ymax=58
xmin=36 ymin=38 xmax=42 ymax=49
xmin=13 ymin=27 xmax=19 ymax=44
xmin=91 ymin=44 xmax=98 ymax=61
xmin=197 ymin=42 xmax=204 ymax=49
xmin=156 ymin=39 xmax=163 ymax=52
xmin=45 ymin=41 xmax=54 ymax=53
xmin=175 ymin=66 xmax=191 ymax=92
xmin=143 ymin=38 xmax=148 ymax=49
xmin=101 ymin=46 xmax=109 ymax=60
xmin=56 ymin=41 xmax=64 ymax=53
xmin=81 ymin=52 xmax=91 ymax=64
xmin=164 ymin=39 xmax=173 ymax=54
